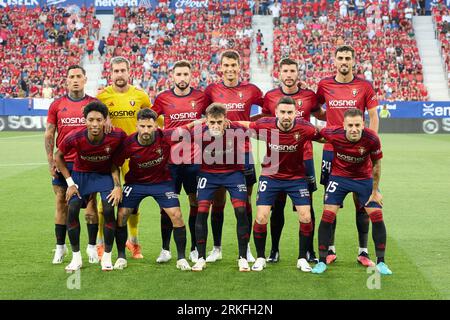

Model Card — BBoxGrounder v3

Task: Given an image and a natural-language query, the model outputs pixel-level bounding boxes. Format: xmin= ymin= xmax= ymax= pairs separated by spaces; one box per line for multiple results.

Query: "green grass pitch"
xmin=0 ymin=131 xmax=449 ymax=300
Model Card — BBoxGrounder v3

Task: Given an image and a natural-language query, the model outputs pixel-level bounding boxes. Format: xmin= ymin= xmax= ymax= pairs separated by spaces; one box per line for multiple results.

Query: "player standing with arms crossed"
xmin=45 ymin=65 xmax=99 ymax=265
xmin=316 ymin=45 xmax=379 ymax=266
xmin=204 ymin=50 xmax=263 ymax=263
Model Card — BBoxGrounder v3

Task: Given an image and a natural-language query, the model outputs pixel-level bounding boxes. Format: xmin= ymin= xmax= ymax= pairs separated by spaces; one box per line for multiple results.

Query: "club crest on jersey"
xmin=156 ymin=148 xmax=162 ymax=155
xmin=191 ymin=101 xmax=196 ymax=109
xmin=238 ymin=92 xmax=243 ymax=99
xmin=352 ymin=89 xmax=358 ymax=97
xmin=108 ymin=102 xmax=114 ymax=107
xmin=105 ymin=146 xmax=111 ymax=154
xmin=130 ymin=100 xmax=136 ymax=106
xmin=358 ymin=146 xmax=365 ymax=155
xmin=297 ymin=100 xmax=303 ymax=107
xmin=294 ymin=133 xmax=301 ymax=141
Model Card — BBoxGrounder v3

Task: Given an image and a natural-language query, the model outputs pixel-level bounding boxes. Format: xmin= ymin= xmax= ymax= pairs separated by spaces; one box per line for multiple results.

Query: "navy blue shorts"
xmin=324 ymin=176 xmax=382 ymax=209
xmin=244 ymin=152 xmax=257 ymax=186
xmin=304 ymin=158 xmax=317 ymax=192
xmin=320 ymin=150 xmax=334 ymax=186
xmin=52 ymin=162 xmax=74 ymax=187
xmin=197 ymin=171 xmax=248 ymax=201
xmin=169 ymin=164 xmax=200 ymax=195
xmin=120 ymin=181 xmax=180 ymax=209
xmin=257 ymin=176 xmax=311 ymax=206
xmin=70 ymin=171 xmax=113 ymax=204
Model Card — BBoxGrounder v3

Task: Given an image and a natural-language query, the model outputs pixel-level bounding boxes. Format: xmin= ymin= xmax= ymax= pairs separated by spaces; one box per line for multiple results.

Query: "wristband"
xmin=66 ymin=177 xmax=78 ymax=188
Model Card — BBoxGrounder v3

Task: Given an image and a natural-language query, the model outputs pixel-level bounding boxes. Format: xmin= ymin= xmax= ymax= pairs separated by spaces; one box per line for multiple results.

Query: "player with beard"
xmin=316 ymin=45 xmax=380 ymax=267
xmin=257 ymin=58 xmax=326 ymax=263
xmin=203 ymin=50 xmax=263 ymax=263
xmin=237 ymin=97 xmax=324 ymax=272
xmin=97 ymin=56 xmax=156 ymax=260
xmin=45 ymin=65 xmax=99 ymax=265
xmin=152 ymin=60 xmax=210 ymax=264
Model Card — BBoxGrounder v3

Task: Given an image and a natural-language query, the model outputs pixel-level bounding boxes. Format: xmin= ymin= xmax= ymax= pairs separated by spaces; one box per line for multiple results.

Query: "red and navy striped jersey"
xmin=59 ymin=127 xmax=126 ymax=173
xmin=320 ymin=126 xmax=383 ymax=179
xmin=113 ymin=129 xmax=176 ymax=184
xmin=249 ymin=117 xmax=320 ymax=180
xmin=262 ymin=87 xmax=319 ymax=160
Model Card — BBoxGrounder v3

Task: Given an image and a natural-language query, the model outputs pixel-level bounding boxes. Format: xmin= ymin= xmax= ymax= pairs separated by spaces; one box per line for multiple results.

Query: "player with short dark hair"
xmin=312 ymin=109 xmax=392 ymax=275
xmin=151 ymin=60 xmax=210 ymax=264
xmin=237 ymin=97 xmax=323 ymax=272
xmin=112 ymin=108 xmax=192 ymax=271
xmin=316 ymin=45 xmax=380 ymax=266
xmin=45 ymin=65 xmax=99 ymax=265
xmin=189 ymin=103 xmax=251 ymax=272
xmin=203 ymin=50 xmax=263 ymax=263
xmin=258 ymin=57 xmax=326 ymax=263
xmin=55 ymin=101 xmax=126 ymax=272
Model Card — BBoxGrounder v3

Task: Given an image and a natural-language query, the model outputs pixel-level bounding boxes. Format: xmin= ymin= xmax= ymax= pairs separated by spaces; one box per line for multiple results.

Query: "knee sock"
xmin=173 ymin=226 xmax=187 ymax=260
xmin=55 ymin=224 xmax=66 ymax=245
xmin=196 ymin=200 xmax=211 ymax=259
xmin=160 ymin=209 xmax=173 ymax=250
xmin=299 ymin=222 xmax=313 ymax=259
xmin=369 ymin=210 xmax=387 ymax=264
xmin=211 ymin=204 xmax=224 ymax=247
xmin=318 ymin=210 xmax=336 ymax=263
xmin=67 ymin=200 xmax=82 ymax=252
xmin=188 ymin=205 xmax=198 ymax=252
xmin=253 ymin=221 xmax=267 ymax=258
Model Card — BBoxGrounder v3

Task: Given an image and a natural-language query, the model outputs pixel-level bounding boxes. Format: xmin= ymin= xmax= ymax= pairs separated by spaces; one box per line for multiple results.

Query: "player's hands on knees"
xmin=66 ymin=185 xmax=81 ymax=202
xmin=366 ymin=190 xmax=383 ymax=207
xmin=107 ymin=186 xmax=122 ymax=206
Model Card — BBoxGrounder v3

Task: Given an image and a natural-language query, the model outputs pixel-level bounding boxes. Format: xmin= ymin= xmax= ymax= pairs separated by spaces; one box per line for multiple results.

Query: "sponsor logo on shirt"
xmin=60 ymin=117 xmax=85 ymax=126
xmin=336 ymin=152 xmax=366 ymax=163
xmin=224 ymin=102 xmax=245 ymax=111
xmin=268 ymin=143 xmax=298 ymax=152
xmin=80 ymin=155 xmax=110 ymax=162
xmin=137 ymin=155 xmax=164 ymax=168
xmin=328 ymin=100 xmax=357 ymax=108
xmin=109 ymin=110 xmax=136 ymax=118
xmin=169 ymin=111 xmax=198 ymax=121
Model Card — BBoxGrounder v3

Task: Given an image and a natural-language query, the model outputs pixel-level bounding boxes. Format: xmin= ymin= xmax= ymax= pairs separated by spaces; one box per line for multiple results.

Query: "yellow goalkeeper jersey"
xmin=97 ymin=85 xmax=162 ymax=135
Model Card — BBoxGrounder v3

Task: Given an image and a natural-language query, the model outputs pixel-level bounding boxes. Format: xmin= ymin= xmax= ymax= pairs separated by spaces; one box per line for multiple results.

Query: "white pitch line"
xmin=0 ymin=134 xmax=42 ymax=140
xmin=0 ymin=162 xmax=47 ymax=167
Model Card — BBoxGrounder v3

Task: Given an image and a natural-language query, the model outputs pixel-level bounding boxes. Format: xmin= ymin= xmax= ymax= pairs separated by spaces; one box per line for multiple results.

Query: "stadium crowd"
xmin=100 ymin=1 xmax=253 ymax=102
xmin=272 ymin=0 xmax=429 ymax=101
xmin=432 ymin=1 xmax=450 ymax=87
xmin=0 ymin=4 xmax=99 ymax=99
xmin=1 ymin=1 xmax=447 ymax=100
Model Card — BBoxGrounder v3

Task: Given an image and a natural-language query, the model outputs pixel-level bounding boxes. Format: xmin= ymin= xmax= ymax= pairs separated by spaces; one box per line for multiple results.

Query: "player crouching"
xmin=113 ymin=109 xmax=191 ymax=271
xmin=312 ymin=109 xmax=392 ymax=275
xmin=55 ymin=101 xmax=126 ymax=272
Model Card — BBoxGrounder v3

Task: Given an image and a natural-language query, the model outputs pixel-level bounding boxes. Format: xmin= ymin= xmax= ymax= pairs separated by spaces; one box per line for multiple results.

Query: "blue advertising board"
xmin=377 ymin=101 xmax=450 ymax=119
